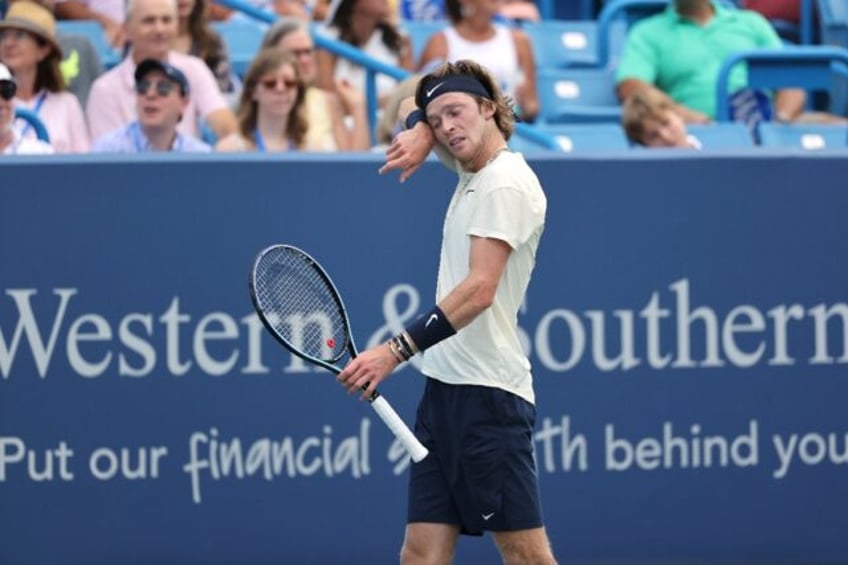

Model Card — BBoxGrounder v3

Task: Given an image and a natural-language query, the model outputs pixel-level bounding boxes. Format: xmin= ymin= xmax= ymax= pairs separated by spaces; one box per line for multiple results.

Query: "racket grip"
xmin=370 ymin=395 xmax=429 ymax=463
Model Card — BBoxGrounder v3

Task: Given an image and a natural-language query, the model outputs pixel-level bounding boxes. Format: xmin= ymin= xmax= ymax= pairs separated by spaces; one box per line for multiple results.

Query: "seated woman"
xmin=262 ymin=17 xmax=369 ymax=150
xmin=621 ymin=86 xmax=700 ymax=149
xmin=0 ymin=1 xmax=89 ymax=152
xmin=174 ymin=0 xmax=239 ymax=101
xmin=315 ymin=0 xmax=413 ymax=108
xmin=216 ymin=49 xmax=327 ymax=152
xmin=417 ymin=0 xmax=539 ymax=121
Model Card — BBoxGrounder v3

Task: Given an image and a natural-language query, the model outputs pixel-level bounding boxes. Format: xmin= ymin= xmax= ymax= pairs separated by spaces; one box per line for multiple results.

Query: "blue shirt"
xmin=92 ymin=121 xmax=211 ymax=153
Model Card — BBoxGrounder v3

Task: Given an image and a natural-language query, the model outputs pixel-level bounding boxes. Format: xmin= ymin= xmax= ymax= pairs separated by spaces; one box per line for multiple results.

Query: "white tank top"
xmin=443 ymin=24 xmax=520 ymax=99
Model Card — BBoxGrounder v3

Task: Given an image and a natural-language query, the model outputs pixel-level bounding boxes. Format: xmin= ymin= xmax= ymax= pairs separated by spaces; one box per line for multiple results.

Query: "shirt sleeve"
xmin=86 ymin=75 xmax=125 ymax=140
xmin=468 ymin=186 xmax=545 ymax=250
xmin=615 ymin=21 xmax=660 ymax=85
xmin=188 ymin=57 xmax=229 ymax=118
xmin=66 ymin=93 xmax=91 ymax=153
xmin=746 ymin=11 xmax=784 ymax=48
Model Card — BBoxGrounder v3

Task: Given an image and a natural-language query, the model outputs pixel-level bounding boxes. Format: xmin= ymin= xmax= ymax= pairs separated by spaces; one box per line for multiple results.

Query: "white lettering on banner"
xmin=182 ymin=420 xmax=371 ymax=504
xmin=2 ymin=279 xmax=848 ymax=378
xmin=0 ymin=437 xmax=75 ymax=481
xmin=605 ymin=421 xmax=759 ymax=471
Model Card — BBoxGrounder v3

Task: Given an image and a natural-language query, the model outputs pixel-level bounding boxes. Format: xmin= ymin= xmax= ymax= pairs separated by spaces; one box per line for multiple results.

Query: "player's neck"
xmin=462 ymin=128 xmax=507 ymax=173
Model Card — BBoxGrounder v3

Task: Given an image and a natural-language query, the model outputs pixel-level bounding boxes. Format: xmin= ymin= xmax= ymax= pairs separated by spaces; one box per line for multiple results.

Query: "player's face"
xmin=135 ymin=70 xmax=186 ymax=131
xmin=128 ymin=0 xmax=178 ymax=60
xmin=640 ymin=110 xmax=688 ymax=148
xmin=425 ymin=92 xmax=492 ymax=162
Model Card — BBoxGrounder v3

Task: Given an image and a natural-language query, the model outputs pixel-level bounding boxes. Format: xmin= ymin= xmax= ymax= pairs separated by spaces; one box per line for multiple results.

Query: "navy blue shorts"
xmin=407 ymin=377 xmax=544 ymax=536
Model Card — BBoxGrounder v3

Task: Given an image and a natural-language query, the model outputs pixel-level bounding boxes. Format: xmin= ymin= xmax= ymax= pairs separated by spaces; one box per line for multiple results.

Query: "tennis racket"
xmin=249 ymin=244 xmax=428 ymax=463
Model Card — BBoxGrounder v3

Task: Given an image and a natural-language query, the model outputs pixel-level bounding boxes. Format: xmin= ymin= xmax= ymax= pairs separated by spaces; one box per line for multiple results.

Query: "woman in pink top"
xmin=0 ymin=1 xmax=90 ymax=153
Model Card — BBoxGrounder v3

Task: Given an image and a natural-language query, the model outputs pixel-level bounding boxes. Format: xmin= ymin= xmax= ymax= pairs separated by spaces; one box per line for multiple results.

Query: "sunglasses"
xmin=135 ymin=79 xmax=179 ymax=97
xmin=259 ymin=77 xmax=298 ymax=91
xmin=0 ymin=81 xmax=16 ymax=101
xmin=0 ymin=29 xmax=31 ymax=42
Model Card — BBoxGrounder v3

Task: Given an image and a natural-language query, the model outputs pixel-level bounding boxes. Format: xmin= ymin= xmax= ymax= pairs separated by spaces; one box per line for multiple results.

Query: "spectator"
xmin=0 ymin=61 xmax=54 ymax=152
xmin=397 ymin=0 xmax=444 ymax=21
xmin=216 ymin=48 xmax=322 ymax=151
xmin=174 ymin=0 xmax=238 ymax=97
xmin=622 ymin=85 xmax=701 ymax=148
xmin=7 ymin=0 xmax=104 ymax=107
xmin=54 ymin=0 xmax=125 ymax=48
xmin=742 ymin=0 xmax=801 ymax=25
xmin=0 ymin=1 xmax=89 ymax=151
xmin=499 ymin=0 xmax=540 ymax=23
xmin=615 ymin=0 xmax=806 ymax=124
xmin=92 ymin=58 xmax=210 ymax=151
xmin=86 ymin=0 xmax=237 ymax=142
xmin=374 ymin=69 xmax=417 ymax=146
xmin=261 ymin=17 xmax=369 ymax=150
xmin=315 ymin=0 xmax=413 ymax=108
xmin=417 ymin=0 xmax=539 ymax=121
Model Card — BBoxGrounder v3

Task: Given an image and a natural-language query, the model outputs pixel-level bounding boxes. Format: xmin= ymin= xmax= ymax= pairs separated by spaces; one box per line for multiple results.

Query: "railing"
xmin=714 ymin=46 xmax=848 ymax=120
xmin=212 ymin=0 xmax=560 ymax=150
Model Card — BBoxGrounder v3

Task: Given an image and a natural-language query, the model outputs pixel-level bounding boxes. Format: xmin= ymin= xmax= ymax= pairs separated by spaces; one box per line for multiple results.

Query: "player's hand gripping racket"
xmin=249 ymin=244 xmax=428 ymax=463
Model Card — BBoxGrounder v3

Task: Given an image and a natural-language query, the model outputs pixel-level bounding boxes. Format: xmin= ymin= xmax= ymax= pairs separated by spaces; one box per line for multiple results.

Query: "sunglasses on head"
xmin=259 ymin=77 xmax=298 ymax=91
xmin=135 ymin=79 xmax=179 ymax=97
xmin=0 ymin=80 xmax=16 ymax=101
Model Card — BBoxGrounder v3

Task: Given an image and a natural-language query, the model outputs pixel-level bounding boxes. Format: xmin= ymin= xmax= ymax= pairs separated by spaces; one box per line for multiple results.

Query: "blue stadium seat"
xmin=510 ymin=123 xmax=629 ymax=153
xmin=686 ymin=123 xmax=755 ymax=148
xmin=818 ymin=0 xmax=847 ymax=46
xmin=400 ymin=20 xmax=445 ymax=65
xmin=536 ymin=67 xmax=621 ymax=124
xmin=758 ymin=122 xmax=848 ymax=149
xmin=56 ymin=20 xmax=122 ymax=69
xmin=714 ymin=46 xmax=848 ymax=120
xmin=524 ymin=19 xmax=628 ymax=70
xmin=212 ymin=19 xmax=264 ymax=77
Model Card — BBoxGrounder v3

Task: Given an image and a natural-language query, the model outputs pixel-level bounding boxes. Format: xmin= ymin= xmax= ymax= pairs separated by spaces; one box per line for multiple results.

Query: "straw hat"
xmin=0 ymin=2 xmax=61 ymax=59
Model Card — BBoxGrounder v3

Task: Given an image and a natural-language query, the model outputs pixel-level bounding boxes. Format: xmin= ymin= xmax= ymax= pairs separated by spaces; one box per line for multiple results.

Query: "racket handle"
xmin=370 ymin=395 xmax=429 ymax=463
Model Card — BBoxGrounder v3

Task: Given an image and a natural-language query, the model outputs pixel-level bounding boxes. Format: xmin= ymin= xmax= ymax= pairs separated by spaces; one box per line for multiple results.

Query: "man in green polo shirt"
xmin=615 ymin=0 xmax=805 ymax=123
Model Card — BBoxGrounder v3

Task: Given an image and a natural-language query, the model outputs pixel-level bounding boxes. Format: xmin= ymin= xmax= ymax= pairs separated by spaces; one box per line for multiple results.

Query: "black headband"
xmin=416 ymin=74 xmax=493 ymax=110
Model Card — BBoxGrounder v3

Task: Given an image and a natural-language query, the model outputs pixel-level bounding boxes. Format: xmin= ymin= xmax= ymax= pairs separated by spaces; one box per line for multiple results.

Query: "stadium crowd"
xmin=0 ymin=0 xmax=845 ymax=155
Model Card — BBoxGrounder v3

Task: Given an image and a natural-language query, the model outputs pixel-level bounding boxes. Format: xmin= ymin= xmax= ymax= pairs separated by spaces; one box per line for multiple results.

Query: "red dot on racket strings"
xmin=326 ymin=338 xmax=335 ymax=349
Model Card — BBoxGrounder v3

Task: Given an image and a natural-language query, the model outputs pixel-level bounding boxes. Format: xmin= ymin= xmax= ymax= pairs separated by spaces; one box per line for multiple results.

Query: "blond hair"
xmin=621 ymin=87 xmax=677 ymax=144
xmin=415 ymin=60 xmax=516 ymax=141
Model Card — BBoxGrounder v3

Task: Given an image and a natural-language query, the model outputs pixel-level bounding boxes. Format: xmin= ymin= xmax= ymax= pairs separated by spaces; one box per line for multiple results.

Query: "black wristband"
xmin=404 ymin=306 xmax=456 ymax=353
xmin=404 ymin=108 xmax=426 ymax=130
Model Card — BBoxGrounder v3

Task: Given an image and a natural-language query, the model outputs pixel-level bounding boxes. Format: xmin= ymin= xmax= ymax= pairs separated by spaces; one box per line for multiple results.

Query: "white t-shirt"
xmin=320 ymin=25 xmax=401 ymax=101
xmin=443 ymin=24 xmax=520 ymax=99
xmin=421 ymin=150 xmax=546 ymax=405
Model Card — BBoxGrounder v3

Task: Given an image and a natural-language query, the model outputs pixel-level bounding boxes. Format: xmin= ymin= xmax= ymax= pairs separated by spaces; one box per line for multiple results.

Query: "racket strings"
xmin=254 ymin=249 xmax=349 ymax=362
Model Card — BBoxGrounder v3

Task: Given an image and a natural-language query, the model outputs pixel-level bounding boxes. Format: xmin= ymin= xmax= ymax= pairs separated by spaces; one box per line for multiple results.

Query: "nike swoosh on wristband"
xmin=425 ymin=313 xmax=438 ymax=327
xmin=425 ymin=82 xmax=446 ymax=98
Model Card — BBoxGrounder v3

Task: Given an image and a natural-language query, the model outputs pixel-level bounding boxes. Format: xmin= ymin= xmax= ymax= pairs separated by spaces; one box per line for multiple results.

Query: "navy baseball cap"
xmin=134 ymin=59 xmax=190 ymax=96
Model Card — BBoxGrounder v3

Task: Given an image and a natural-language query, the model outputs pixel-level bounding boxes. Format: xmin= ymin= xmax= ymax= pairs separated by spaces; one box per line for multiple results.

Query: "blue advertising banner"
xmin=2 ymin=151 xmax=848 ymax=563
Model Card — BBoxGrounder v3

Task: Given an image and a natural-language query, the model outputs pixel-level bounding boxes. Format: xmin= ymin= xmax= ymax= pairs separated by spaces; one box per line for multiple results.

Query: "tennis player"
xmin=337 ymin=60 xmax=556 ymax=564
